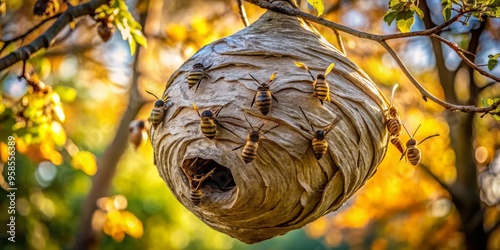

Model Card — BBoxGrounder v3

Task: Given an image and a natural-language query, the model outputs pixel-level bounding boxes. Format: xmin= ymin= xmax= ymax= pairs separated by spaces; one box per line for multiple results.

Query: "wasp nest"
xmin=151 ymin=0 xmax=389 ymax=243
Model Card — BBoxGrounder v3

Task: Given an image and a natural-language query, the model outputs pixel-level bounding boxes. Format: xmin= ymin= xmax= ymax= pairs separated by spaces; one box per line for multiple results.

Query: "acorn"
xmin=97 ymin=22 xmax=115 ymax=42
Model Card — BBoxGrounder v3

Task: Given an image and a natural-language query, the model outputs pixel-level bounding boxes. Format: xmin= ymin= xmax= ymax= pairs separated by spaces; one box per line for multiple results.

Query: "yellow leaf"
xmin=325 ymin=62 xmax=335 ymax=75
xmin=71 ymin=151 xmax=97 ymax=176
xmin=294 ymin=61 xmax=309 ymax=71
xmin=120 ymin=211 xmax=143 ymax=238
xmin=307 ymin=0 xmax=324 ymax=16
xmin=51 ymin=121 xmax=66 ymax=146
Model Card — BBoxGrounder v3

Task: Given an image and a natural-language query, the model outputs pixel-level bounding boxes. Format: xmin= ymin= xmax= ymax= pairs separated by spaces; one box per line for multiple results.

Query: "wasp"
xmin=232 ymin=116 xmax=280 ymax=164
xmin=146 ymin=90 xmax=171 ymax=126
xmin=389 ymin=136 xmax=405 ymax=155
xmin=299 ymin=106 xmax=340 ymax=160
xmin=192 ymin=103 xmax=238 ymax=140
xmin=400 ymin=123 xmax=440 ymax=166
xmin=386 ymin=83 xmax=402 ymax=137
xmin=180 ymin=158 xmax=215 ymax=206
xmin=295 ymin=62 xmax=335 ymax=105
xmin=187 ymin=63 xmax=212 ymax=93
xmin=249 ymin=72 xmax=279 ymax=115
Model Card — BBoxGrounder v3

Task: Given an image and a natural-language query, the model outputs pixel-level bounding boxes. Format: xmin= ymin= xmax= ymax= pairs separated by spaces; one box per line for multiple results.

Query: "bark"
xmin=72 ymin=0 xmax=155 ymax=248
xmin=151 ymin=1 xmax=389 ymax=243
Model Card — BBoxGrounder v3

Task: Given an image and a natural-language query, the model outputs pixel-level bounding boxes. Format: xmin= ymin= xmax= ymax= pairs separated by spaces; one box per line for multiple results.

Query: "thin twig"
xmin=243 ymin=0 xmax=500 ymax=114
xmin=236 ymin=0 xmax=250 ymax=27
xmin=332 ymin=29 xmax=346 ymax=56
xmin=380 ymin=40 xmax=500 ymax=113
xmin=244 ymin=0 xmax=472 ymax=41
xmin=0 ymin=14 xmax=61 ymax=53
xmin=431 ymin=34 xmax=500 ymax=83
xmin=0 ymin=0 xmax=109 ymax=71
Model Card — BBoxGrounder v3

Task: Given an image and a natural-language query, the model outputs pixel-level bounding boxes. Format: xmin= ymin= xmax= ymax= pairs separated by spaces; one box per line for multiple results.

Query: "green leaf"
xmin=442 ymin=0 xmax=452 ymax=20
xmin=307 ymin=0 xmax=324 ymax=16
xmin=392 ymin=2 xmax=406 ymax=11
xmin=481 ymin=98 xmax=500 ymax=121
xmin=488 ymin=53 xmax=500 ymax=71
xmin=383 ymin=10 xmax=399 ymax=26
xmin=411 ymin=5 xmax=425 ymax=19
xmin=128 ymin=37 xmax=137 ymax=56
xmin=53 ymin=86 xmax=77 ymax=102
xmin=396 ymin=10 xmax=414 ymax=33
xmin=131 ymin=29 xmax=148 ymax=48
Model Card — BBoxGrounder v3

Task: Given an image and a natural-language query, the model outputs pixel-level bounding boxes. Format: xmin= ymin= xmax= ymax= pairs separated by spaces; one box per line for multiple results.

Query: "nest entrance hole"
xmin=181 ymin=158 xmax=236 ymax=191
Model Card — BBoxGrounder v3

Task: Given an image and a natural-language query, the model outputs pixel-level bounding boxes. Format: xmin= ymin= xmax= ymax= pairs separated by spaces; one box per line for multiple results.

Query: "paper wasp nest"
xmin=151 ymin=0 xmax=389 ymax=244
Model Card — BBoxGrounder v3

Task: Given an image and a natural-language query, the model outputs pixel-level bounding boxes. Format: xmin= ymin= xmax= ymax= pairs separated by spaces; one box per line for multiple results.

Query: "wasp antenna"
xmin=262 ymin=123 xmax=280 ymax=135
xmin=249 ymin=74 xmax=262 ymax=87
xmin=418 ymin=134 xmax=440 ymax=145
xmin=268 ymin=72 xmax=278 ymax=86
xmin=325 ymin=116 xmax=341 ymax=134
xmin=256 ymin=121 xmax=266 ymax=132
xmin=325 ymin=62 xmax=335 ymax=76
xmin=299 ymin=106 xmax=314 ymax=132
xmin=146 ymin=90 xmax=160 ymax=100
xmin=192 ymin=103 xmax=201 ymax=117
xmin=412 ymin=124 xmax=422 ymax=138
xmin=294 ymin=61 xmax=307 ymax=69
xmin=401 ymin=120 xmax=412 ymax=137
xmin=269 ymin=72 xmax=277 ymax=82
xmin=390 ymin=83 xmax=399 ymax=105
xmin=243 ymin=114 xmax=254 ymax=131
xmin=214 ymin=106 xmax=224 ymax=117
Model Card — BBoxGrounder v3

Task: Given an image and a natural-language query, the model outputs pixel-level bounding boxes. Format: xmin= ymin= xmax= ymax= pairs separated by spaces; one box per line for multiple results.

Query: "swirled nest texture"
xmin=151 ymin=2 xmax=389 ymax=243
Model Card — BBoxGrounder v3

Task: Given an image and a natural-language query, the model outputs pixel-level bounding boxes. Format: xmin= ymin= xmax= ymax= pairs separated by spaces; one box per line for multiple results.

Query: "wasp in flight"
xmin=295 ymin=62 xmax=335 ymax=105
xmin=299 ymin=106 xmax=340 ymax=160
xmin=400 ymin=123 xmax=440 ymax=166
xmin=232 ymin=116 xmax=280 ymax=163
xmin=386 ymin=84 xmax=404 ymax=154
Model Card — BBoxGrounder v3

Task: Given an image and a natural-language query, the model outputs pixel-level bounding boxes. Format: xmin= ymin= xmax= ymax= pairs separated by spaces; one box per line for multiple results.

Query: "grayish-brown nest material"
xmin=151 ymin=0 xmax=389 ymax=244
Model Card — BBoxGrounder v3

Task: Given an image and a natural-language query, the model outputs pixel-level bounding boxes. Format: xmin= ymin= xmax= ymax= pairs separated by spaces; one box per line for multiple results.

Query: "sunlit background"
xmin=1 ymin=0 xmax=500 ymax=249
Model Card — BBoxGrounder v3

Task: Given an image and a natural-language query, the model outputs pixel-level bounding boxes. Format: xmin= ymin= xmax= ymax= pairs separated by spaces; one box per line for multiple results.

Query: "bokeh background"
xmin=1 ymin=0 xmax=500 ymax=249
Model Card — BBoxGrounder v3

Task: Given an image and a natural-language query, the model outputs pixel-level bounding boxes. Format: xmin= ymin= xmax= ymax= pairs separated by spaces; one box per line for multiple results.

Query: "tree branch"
xmin=236 ymin=0 xmax=250 ymax=27
xmin=244 ymin=0 xmax=500 ymax=114
xmin=380 ymin=40 xmax=499 ymax=113
xmin=244 ymin=0 xmax=470 ymax=41
xmin=431 ymin=34 xmax=500 ymax=83
xmin=0 ymin=14 xmax=61 ymax=53
xmin=0 ymin=0 xmax=109 ymax=71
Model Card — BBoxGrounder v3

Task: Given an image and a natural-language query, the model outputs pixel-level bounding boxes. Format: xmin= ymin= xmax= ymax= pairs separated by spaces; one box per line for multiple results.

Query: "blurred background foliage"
xmin=0 ymin=0 xmax=499 ymax=249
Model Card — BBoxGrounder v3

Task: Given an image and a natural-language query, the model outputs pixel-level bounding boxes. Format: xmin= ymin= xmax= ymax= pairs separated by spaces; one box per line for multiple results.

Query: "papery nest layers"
xmin=151 ymin=1 xmax=389 ymax=244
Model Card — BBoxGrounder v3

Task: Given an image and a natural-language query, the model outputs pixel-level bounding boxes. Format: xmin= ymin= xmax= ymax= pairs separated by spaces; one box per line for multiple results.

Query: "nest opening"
xmin=181 ymin=158 xmax=236 ymax=192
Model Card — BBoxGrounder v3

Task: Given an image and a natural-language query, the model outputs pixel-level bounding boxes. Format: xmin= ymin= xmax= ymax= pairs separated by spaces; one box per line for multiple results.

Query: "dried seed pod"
xmin=97 ymin=22 xmax=115 ymax=42
xmin=151 ymin=1 xmax=389 ymax=244
xmin=129 ymin=120 xmax=146 ymax=149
